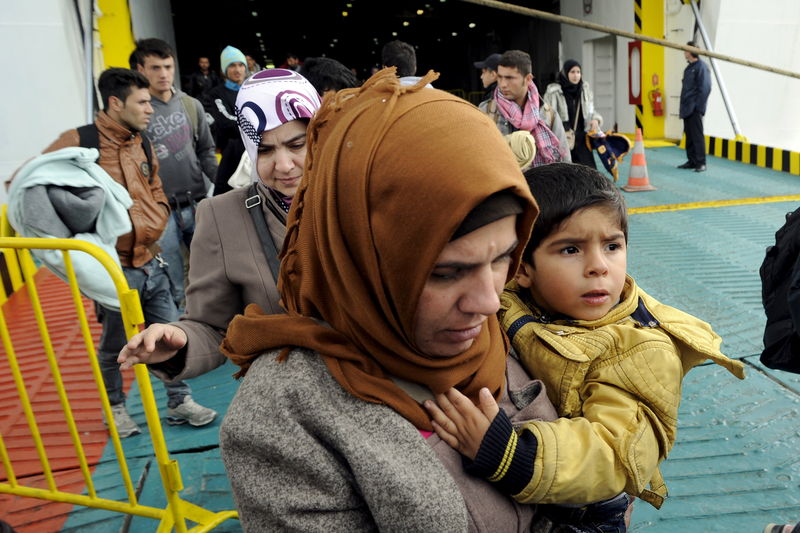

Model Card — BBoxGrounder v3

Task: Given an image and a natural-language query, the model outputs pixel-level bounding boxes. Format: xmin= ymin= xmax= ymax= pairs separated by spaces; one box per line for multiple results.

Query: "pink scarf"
xmin=494 ymin=81 xmax=565 ymax=165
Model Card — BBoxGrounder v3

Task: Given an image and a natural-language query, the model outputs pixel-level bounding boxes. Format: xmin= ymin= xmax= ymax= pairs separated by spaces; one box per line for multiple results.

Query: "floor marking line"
xmin=628 ymin=195 xmax=800 ymax=214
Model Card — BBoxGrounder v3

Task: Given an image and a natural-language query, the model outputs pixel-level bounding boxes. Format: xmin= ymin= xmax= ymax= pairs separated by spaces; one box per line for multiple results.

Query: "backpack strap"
xmin=77 ymin=123 xmax=100 ymax=152
xmin=140 ymin=135 xmax=153 ymax=171
xmin=78 ymin=122 xmax=154 ymax=178
xmin=485 ymin=98 xmax=499 ymax=125
xmin=179 ymin=94 xmax=199 ymax=142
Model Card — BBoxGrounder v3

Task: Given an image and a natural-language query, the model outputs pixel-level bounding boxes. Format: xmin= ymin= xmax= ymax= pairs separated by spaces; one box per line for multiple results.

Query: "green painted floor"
xmin=624 ymin=147 xmax=800 ymax=531
xmin=62 ymin=146 xmax=800 ymax=532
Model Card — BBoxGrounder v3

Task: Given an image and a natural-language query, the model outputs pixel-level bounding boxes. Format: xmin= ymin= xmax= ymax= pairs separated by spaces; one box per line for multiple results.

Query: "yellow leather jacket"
xmin=499 ymin=276 xmax=745 ymax=508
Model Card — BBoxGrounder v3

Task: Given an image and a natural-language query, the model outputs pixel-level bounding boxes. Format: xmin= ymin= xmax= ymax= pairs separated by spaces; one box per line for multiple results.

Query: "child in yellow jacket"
xmin=425 ymin=163 xmax=745 ymax=531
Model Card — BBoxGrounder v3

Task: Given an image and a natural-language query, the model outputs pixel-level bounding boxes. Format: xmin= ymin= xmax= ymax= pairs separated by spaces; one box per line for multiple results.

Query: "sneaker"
xmin=104 ymin=403 xmax=141 ymax=438
xmin=166 ymin=396 xmax=217 ymax=427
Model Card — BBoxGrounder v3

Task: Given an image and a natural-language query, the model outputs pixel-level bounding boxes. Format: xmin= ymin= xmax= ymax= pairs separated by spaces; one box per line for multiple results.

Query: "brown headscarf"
xmin=221 ymin=68 xmax=538 ymax=431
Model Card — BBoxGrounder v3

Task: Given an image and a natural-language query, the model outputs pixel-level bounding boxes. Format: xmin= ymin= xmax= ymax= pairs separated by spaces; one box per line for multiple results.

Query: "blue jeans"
xmin=157 ymin=204 xmax=197 ymax=312
xmin=538 ymin=493 xmax=630 ymax=532
xmin=96 ymin=257 xmax=190 ymax=409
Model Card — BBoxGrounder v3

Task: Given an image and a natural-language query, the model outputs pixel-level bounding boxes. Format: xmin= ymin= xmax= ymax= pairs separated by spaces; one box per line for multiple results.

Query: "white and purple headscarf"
xmin=235 ymin=69 xmax=322 ymax=183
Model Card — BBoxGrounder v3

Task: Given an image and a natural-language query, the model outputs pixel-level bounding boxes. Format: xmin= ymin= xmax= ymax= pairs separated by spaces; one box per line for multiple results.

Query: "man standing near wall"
xmin=130 ymin=38 xmax=218 ymax=311
xmin=43 ymin=68 xmax=217 ymax=436
xmin=678 ymin=40 xmax=711 ymax=173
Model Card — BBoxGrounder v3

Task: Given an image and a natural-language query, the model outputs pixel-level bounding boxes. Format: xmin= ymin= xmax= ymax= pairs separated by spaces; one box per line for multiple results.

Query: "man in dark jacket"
xmin=186 ymin=56 xmax=221 ymax=99
xmin=43 ymin=68 xmax=216 ymax=437
xmin=678 ymin=41 xmax=712 ymax=172
xmin=203 ymin=45 xmax=247 ymax=196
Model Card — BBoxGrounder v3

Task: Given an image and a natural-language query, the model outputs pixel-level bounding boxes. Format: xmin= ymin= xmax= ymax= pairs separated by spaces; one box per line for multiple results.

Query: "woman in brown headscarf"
xmin=218 ymin=69 xmax=556 ymax=532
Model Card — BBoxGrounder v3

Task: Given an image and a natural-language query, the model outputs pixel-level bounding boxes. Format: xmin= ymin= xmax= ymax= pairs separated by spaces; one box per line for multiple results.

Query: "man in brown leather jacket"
xmin=44 ymin=68 xmax=216 ymax=437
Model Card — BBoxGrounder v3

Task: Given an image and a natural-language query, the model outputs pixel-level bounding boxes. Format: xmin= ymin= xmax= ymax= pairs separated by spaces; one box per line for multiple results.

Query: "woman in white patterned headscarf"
xmin=118 ymin=69 xmax=322 ymax=383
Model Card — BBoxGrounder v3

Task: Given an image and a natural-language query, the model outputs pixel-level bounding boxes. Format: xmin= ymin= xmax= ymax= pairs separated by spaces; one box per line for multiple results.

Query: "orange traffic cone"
xmin=622 ymin=128 xmax=656 ymax=192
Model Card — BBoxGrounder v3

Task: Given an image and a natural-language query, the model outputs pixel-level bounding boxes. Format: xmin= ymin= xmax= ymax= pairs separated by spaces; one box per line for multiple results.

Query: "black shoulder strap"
xmin=246 ymin=183 xmax=281 ymax=282
xmin=140 ymin=134 xmax=153 ymax=169
xmin=76 ymin=122 xmax=153 ymax=169
xmin=77 ymin=123 xmax=100 ymax=153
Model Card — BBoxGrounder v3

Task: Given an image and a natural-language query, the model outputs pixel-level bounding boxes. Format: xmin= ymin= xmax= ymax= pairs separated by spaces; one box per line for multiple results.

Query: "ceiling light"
xmin=251 ymin=11 xmax=258 ymax=16
xmin=417 ymin=9 xmax=424 ymax=15
xmin=342 ymin=11 xmax=348 ymax=16
xmin=403 ymin=21 xmax=410 ymax=26
xmin=468 ymin=22 xmax=476 ymax=28
xmin=255 ymin=32 xmax=261 ymax=37
xmin=451 ymin=31 xmax=457 ymax=36
xmin=392 ymin=31 xmax=398 ymax=36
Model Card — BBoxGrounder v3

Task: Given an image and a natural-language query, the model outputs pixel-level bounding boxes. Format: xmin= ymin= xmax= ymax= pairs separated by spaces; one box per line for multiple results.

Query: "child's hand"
xmin=424 ymin=387 xmax=499 ymax=460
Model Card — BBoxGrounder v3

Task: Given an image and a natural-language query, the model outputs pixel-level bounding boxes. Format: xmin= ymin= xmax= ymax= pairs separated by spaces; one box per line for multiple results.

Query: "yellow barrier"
xmin=0 ymin=236 xmax=237 ymax=532
xmin=0 ymin=205 xmax=23 ymax=304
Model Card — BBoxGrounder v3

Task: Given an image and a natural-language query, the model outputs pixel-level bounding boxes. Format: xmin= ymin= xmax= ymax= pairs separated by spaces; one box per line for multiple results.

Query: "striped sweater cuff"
xmin=463 ymin=408 xmax=538 ymax=496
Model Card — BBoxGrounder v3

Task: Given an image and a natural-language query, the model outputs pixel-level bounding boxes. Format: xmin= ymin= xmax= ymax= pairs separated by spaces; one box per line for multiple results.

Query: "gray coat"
xmin=220 ymin=348 xmax=559 ymax=532
xmin=149 ymin=185 xmax=285 ymax=382
xmin=543 ymin=80 xmax=603 ymax=132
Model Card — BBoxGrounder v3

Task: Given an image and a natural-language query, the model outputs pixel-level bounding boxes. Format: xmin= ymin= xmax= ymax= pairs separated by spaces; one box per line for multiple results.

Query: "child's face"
xmin=517 ymin=205 xmax=627 ymax=321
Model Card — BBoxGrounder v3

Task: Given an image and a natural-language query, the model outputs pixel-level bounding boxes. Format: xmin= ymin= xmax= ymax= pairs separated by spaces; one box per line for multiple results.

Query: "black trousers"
xmin=683 ymin=111 xmax=706 ymax=166
xmin=571 ymin=129 xmax=597 ymax=169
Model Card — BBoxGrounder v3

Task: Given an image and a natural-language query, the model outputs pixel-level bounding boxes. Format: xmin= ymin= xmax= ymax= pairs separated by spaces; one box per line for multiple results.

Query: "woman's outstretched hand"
xmin=118 ymin=323 xmax=188 ymax=370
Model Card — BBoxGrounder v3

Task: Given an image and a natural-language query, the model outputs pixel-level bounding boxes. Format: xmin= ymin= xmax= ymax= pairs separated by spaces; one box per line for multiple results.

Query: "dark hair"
xmin=299 ymin=57 xmax=360 ymax=95
xmin=129 ymin=38 xmax=175 ymax=69
xmin=522 ymin=163 xmax=627 ymax=263
xmin=381 ymin=40 xmax=417 ymax=77
xmin=499 ymin=50 xmax=532 ymax=77
xmin=98 ymin=68 xmax=150 ymax=109
xmin=686 ymin=40 xmax=700 ymax=59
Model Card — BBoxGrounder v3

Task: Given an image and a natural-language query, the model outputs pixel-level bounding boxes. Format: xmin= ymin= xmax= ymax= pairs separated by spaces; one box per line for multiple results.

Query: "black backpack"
xmin=77 ymin=123 xmax=153 ymax=181
xmin=759 ymin=206 xmax=800 ymax=373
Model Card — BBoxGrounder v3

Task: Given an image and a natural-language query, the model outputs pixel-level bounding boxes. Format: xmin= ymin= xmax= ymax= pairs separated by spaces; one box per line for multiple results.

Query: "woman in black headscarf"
xmin=544 ymin=60 xmax=602 ymax=168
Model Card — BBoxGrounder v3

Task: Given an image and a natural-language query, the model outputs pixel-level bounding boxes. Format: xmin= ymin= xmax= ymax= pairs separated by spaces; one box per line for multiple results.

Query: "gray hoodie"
xmin=145 ymin=89 xmax=218 ymax=204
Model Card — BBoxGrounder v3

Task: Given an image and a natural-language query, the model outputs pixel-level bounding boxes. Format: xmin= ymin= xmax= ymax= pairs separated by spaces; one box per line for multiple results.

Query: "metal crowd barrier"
xmin=0 ymin=228 xmax=237 ymax=532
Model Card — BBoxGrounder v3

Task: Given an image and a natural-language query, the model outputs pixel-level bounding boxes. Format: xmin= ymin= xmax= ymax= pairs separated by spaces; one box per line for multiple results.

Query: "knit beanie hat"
xmin=221 ymin=45 xmax=247 ymax=76
xmin=235 ymin=69 xmax=321 ymax=184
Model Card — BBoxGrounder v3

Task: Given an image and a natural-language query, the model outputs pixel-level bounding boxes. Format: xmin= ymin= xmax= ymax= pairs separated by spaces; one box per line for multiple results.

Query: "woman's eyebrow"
xmin=434 ymin=240 xmax=519 ymax=270
xmin=258 ymin=132 xmax=306 ymax=149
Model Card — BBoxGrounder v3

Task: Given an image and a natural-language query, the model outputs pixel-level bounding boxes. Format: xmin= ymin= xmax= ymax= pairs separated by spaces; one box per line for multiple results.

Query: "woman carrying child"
xmin=426 ymin=163 xmax=745 ymax=529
